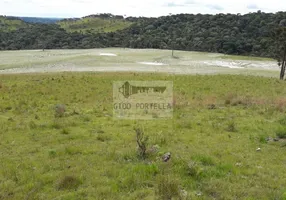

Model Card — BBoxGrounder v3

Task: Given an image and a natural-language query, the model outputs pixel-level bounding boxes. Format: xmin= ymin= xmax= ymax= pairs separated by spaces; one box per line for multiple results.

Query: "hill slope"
xmin=1 ymin=12 xmax=286 ymax=58
xmin=0 ymin=16 xmax=29 ymax=32
xmin=57 ymin=14 xmax=133 ymax=33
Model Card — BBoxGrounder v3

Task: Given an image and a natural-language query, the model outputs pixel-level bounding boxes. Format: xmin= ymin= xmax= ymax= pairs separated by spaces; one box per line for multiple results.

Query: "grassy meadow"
xmin=0 ymin=16 xmax=28 ymax=32
xmin=57 ymin=18 xmax=133 ymax=34
xmin=1 ymin=72 xmax=286 ymax=199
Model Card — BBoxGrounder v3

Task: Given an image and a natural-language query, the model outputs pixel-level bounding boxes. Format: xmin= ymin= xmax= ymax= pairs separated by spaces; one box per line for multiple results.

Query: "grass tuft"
xmin=155 ymin=175 xmax=181 ymax=200
xmin=56 ymin=175 xmax=82 ymax=190
xmin=276 ymin=127 xmax=286 ymax=139
xmin=54 ymin=104 xmax=66 ymax=118
xmin=226 ymin=121 xmax=237 ymax=132
xmin=60 ymin=128 xmax=70 ymax=135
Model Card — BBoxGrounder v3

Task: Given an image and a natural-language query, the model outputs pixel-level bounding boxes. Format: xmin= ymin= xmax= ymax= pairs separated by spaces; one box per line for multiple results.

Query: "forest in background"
xmin=1 ymin=12 xmax=286 ymax=58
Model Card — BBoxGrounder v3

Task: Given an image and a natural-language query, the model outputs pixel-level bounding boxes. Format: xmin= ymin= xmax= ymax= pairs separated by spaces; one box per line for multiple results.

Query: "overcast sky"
xmin=1 ymin=0 xmax=286 ymax=18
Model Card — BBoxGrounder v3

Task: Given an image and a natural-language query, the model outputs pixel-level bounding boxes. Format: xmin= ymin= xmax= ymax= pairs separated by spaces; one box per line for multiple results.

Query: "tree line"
xmin=0 ymin=11 xmax=286 ymax=60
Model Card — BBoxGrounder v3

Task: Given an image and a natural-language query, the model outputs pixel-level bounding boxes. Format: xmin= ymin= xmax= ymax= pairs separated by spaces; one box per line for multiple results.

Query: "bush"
xmin=155 ymin=175 xmax=181 ymax=200
xmin=192 ymin=155 xmax=215 ymax=166
xmin=56 ymin=175 xmax=82 ymax=190
xmin=48 ymin=149 xmax=57 ymax=158
xmin=61 ymin=128 xmax=70 ymax=135
xmin=186 ymin=161 xmax=201 ymax=178
xmin=55 ymin=104 xmax=66 ymax=118
xmin=226 ymin=121 xmax=237 ymax=132
xmin=134 ymin=126 xmax=149 ymax=159
xmin=276 ymin=127 xmax=286 ymax=139
xmin=278 ymin=116 xmax=286 ymax=126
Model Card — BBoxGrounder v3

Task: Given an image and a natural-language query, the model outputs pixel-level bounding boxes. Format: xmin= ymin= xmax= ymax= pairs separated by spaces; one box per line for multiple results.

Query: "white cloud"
xmin=0 ymin=0 xmax=286 ymax=18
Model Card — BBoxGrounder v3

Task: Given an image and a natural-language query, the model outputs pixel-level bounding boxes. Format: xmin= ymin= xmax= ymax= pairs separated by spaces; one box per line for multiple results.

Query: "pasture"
xmin=0 ymin=49 xmax=286 ymax=199
xmin=0 ymin=48 xmax=279 ymax=76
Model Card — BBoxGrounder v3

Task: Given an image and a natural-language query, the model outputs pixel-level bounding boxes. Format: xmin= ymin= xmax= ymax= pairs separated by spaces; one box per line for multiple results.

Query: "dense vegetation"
xmin=1 ymin=12 xmax=286 ymax=58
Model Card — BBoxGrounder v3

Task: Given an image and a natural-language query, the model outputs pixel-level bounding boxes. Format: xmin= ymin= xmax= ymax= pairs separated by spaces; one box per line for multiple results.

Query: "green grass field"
xmin=1 ymin=71 xmax=286 ymax=199
xmin=0 ymin=16 xmax=28 ymax=32
xmin=57 ymin=18 xmax=133 ymax=34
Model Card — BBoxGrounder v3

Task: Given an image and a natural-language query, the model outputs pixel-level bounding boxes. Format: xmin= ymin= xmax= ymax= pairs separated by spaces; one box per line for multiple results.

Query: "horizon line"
xmin=2 ymin=10 xmax=286 ymax=19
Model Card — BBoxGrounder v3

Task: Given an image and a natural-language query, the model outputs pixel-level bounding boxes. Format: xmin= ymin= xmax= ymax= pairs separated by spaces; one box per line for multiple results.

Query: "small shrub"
xmin=96 ymin=135 xmax=109 ymax=142
xmin=155 ymin=175 xmax=181 ymax=200
xmin=187 ymin=161 xmax=201 ymax=178
xmin=5 ymin=106 xmax=12 ymax=111
xmin=224 ymin=93 xmax=236 ymax=105
xmin=225 ymin=99 xmax=231 ymax=105
xmin=278 ymin=116 xmax=286 ymax=125
xmin=152 ymin=113 xmax=159 ymax=119
xmin=55 ymin=104 xmax=66 ymax=118
xmin=154 ymin=132 xmax=167 ymax=146
xmin=177 ymin=120 xmax=192 ymax=129
xmin=56 ymin=175 xmax=81 ymax=190
xmin=208 ymin=104 xmax=216 ymax=110
xmin=61 ymin=128 xmax=70 ymax=135
xmin=274 ymin=98 xmax=286 ymax=112
xmin=201 ymin=163 xmax=234 ymax=179
xmin=48 ymin=149 xmax=57 ymax=158
xmin=65 ymin=147 xmax=81 ymax=155
xmin=231 ymin=98 xmax=244 ymax=106
xmin=258 ymin=135 xmax=267 ymax=144
xmin=225 ymin=94 xmax=253 ymax=107
xmin=51 ymin=121 xmax=62 ymax=129
xmin=29 ymin=121 xmax=37 ymax=129
xmin=134 ymin=126 xmax=149 ymax=159
xmin=92 ymin=129 xmax=105 ymax=134
xmin=276 ymin=127 xmax=286 ymax=139
xmin=192 ymin=155 xmax=215 ymax=166
xmin=226 ymin=121 xmax=237 ymax=132
xmin=81 ymin=115 xmax=91 ymax=122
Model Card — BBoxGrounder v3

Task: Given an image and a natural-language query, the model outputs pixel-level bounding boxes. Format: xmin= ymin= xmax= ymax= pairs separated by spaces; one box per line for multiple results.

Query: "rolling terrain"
xmin=0 ymin=16 xmax=29 ymax=32
xmin=1 ymin=11 xmax=286 ymax=59
xmin=1 ymin=72 xmax=286 ymax=199
xmin=0 ymin=48 xmax=278 ymax=77
xmin=57 ymin=15 xmax=133 ymax=33
xmin=0 ymin=11 xmax=286 ymax=199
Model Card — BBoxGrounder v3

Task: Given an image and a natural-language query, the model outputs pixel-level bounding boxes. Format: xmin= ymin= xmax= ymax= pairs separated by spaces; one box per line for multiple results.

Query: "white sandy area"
xmin=99 ymin=53 xmax=117 ymax=56
xmin=137 ymin=62 xmax=167 ymax=66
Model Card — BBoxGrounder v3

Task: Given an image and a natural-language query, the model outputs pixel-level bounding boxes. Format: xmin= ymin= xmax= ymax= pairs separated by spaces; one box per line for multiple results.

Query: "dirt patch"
xmin=99 ymin=53 xmax=117 ymax=56
xmin=137 ymin=62 xmax=167 ymax=66
xmin=202 ymin=60 xmax=278 ymax=70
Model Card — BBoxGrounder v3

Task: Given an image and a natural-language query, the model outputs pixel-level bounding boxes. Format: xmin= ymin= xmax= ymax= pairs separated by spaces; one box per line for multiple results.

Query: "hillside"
xmin=0 ymin=12 xmax=286 ymax=58
xmin=57 ymin=14 xmax=133 ymax=33
xmin=0 ymin=16 xmax=29 ymax=32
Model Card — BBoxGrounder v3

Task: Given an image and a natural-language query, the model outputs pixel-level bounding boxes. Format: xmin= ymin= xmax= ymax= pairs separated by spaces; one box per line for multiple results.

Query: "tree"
xmin=273 ymin=25 xmax=286 ymax=80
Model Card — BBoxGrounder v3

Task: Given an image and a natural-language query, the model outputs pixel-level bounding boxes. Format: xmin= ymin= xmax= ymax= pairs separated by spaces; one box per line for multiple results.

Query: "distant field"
xmin=1 ymin=73 xmax=286 ymax=199
xmin=0 ymin=16 xmax=28 ymax=32
xmin=0 ymin=48 xmax=279 ymax=77
xmin=57 ymin=18 xmax=133 ymax=33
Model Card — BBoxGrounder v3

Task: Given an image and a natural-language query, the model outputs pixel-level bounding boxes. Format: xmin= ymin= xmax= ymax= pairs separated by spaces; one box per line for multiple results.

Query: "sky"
xmin=1 ymin=0 xmax=286 ymax=18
